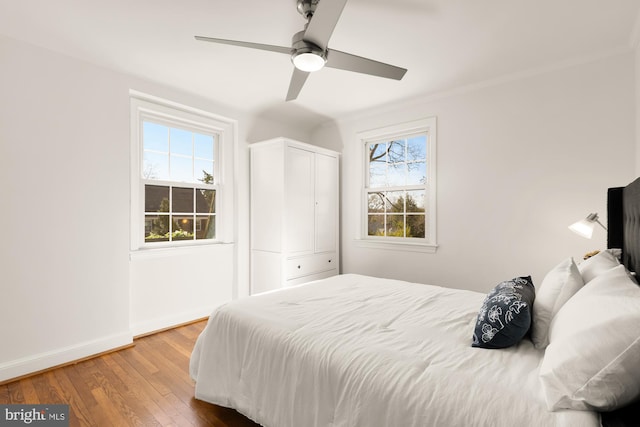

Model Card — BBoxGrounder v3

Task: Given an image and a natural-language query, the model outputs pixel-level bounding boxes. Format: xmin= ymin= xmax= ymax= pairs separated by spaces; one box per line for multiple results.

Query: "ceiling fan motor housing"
xmin=296 ymin=0 xmax=320 ymax=19
xmin=291 ymin=30 xmax=326 ymax=72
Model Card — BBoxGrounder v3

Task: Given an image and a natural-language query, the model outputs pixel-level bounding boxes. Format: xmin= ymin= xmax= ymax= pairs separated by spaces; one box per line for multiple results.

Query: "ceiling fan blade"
xmin=325 ymin=49 xmax=407 ymax=80
xmin=195 ymin=36 xmax=291 ymax=55
xmin=303 ymin=0 xmax=348 ymax=50
xmin=286 ymin=68 xmax=311 ymax=101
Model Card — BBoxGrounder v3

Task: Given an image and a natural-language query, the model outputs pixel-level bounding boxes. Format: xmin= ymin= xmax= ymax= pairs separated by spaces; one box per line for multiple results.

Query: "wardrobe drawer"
xmin=285 ymin=269 xmax=337 ymax=288
xmin=286 ymin=253 xmax=336 ymax=279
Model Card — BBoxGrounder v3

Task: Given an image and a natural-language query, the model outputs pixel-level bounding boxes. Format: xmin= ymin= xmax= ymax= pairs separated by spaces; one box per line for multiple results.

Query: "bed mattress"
xmin=190 ymin=274 xmax=599 ymax=427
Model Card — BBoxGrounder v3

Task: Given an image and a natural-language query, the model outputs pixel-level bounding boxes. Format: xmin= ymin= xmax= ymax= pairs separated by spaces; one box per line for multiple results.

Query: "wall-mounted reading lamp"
xmin=568 ymin=213 xmax=607 ymax=239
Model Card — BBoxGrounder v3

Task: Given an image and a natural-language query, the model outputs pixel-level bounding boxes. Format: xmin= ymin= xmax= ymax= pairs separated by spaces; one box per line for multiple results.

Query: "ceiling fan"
xmin=195 ymin=0 xmax=407 ymax=101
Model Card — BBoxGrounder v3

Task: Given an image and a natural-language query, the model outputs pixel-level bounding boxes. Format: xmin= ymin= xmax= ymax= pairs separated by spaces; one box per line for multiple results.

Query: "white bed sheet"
xmin=190 ymin=274 xmax=599 ymax=427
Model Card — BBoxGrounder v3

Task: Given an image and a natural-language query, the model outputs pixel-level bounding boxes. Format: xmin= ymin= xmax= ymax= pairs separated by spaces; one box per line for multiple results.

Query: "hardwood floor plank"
xmin=7 ymin=381 xmax=27 ymax=404
xmin=128 ymin=344 xmax=161 ymax=375
xmin=0 ymin=321 xmax=261 ymax=427
xmin=95 ymin=356 xmax=162 ymax=426
xmin=162 ymin=392 xmax=205 ymax=426
xmin=119 ymin=347 xmax=173 ymax=397
xmin=134 ymin=339 xmax=195 ymax=400
xmin=102 ymin=353 xmax=174 ymax=426
xmin=163 ymin=328 xmax=199 ymax=359
xmin=109 ymin=352 xmax=198 ymax=427
xmin=91 ymin=386 xmax=135 ymax=426
xmin=64 ymin=363 xmax=100 ymax=413
xmin=52 ymin=369 xmax=95 ymax=427
xmin=177 ymin=322 xmax=206 ymax=342
xmin=17 ymin=378 xmax=39 ymax=403
xmin=0 ymin=384 xmax=9 ymax=403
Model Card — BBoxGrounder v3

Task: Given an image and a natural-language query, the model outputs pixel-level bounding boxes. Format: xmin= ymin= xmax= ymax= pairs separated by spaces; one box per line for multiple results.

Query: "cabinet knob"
xmin=297 ymin=265 xmax=301 ymax=269
xmin=328 ymin=259 xmax=332 ymax=263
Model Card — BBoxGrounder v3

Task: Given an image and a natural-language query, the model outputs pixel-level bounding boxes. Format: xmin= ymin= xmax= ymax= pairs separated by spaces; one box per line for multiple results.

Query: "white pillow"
xmin=577 ymin=249 xmax=620 ymax=284
xmin=539 ymin=265 xmax=640 ymax=411
xmin=531 ymin=258 xmax=584 ymax=349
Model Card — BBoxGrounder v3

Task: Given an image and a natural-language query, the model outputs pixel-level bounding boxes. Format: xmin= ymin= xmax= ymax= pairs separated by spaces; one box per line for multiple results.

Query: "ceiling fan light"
xmin=292 ymin=51 xmax=326 ymax=72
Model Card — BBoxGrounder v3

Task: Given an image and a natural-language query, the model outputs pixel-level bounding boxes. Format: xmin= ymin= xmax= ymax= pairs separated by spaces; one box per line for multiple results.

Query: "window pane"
xmin=369 ymin=142 xmax=387 ymax=164
xmin=406 ymin=214 xmax=426 ymax=238
xmin=145 ymin=215 xmax=170 ymax=242
xmin=196 ymin=215 xmax=215 ymax=239
xmin=143 ymin=122 xmax=168 ymax=152
xmin=386 ymin=214 xmax=405 ymax=237
xmin=196 ymin=189 xmax=216 ymax=213
xmin=368 ymin=215 xmax=385 ymax=236
xmin=173 ymin=216 xmax=194 ymax=240
xmin=145 ymin=185 xmax=169 ymax=212
xmin=170 ymin=155 xmax=193 ymax=182
xmin=369 ymin=162 xmax=387 ymax=188
xmin=195 ymin=159 xmax=214 ymax=183
xmin=143 ymin=151 xmax=169 ymax=180
xmin=407 ymin=135 xmax=427 ymax=162
xmin=367 ymin=192 xmax=386 ymax=213
xmin=387 ymin=140 xmax=406 ymax=164
xmin=387 ymin=163 xmax=405 ymax=187
xmin=170 ymin=128 xmax=192 ymax=156
xmin=406 ymin=190 xmax=425 ymax=212
xmin=195 ymin=134 xmax=214 ymax=159
xmin=407 ymin=161 xmax=426 ymax=185
xmin=386 ymin=191 xmax=404 ymax=213
xmin=172 ymin=187 xmax=193 ymax=213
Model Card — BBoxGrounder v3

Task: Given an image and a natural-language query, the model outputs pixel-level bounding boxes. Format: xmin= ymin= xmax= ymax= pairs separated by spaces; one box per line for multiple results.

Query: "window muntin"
xmin=141 ymin=120 xmax=218 ymax=244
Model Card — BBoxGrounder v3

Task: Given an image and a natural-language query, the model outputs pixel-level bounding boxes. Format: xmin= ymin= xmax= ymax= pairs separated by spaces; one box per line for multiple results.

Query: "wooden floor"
xmin=0 ymin=321 xmax=262 ymax=427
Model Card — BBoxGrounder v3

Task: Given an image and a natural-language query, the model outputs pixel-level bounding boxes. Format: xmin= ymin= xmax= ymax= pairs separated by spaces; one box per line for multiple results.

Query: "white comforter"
xmin=190 ymin=274 xmax=599 ymax=427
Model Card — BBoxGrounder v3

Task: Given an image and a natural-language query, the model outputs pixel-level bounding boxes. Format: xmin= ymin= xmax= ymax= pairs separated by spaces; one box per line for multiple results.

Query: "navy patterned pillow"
xmin=472 ymin=276 xmax=535 ymax=349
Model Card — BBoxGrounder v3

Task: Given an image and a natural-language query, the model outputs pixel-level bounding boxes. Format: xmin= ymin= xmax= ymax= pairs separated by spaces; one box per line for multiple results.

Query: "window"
xmin=130 ymin=92 xmax=236 ymax=249
xmin=142 ymin=122 xmax=217 ymax=243
xmin=359 ymin=117 xmax=437 ymax=251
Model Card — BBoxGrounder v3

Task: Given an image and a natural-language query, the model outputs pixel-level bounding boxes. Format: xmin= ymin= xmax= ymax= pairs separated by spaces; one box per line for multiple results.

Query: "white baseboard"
xmin=0 ymin=331 xmax=133 ymax=383
xmin=130 ymin=307 xmax=216 ymax=337
xmin=0 ymin=308 xmax=218 ymax=383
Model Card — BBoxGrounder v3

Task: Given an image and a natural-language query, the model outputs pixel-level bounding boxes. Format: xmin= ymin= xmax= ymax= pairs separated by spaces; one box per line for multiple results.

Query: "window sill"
xmin=130 ymin=241 xmax=234 ymax=260
xmin=353 ymin=239 xmax=438 ymax=253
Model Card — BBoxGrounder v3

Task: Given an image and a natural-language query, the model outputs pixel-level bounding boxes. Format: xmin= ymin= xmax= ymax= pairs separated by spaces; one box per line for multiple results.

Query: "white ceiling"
xmin=1 ymin=0 xmax=639 ymax=130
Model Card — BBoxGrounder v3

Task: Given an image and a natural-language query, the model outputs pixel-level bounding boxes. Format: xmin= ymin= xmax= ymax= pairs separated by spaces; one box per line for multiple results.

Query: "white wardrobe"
xmin=250 ymin=138 xmax=339 ymax=294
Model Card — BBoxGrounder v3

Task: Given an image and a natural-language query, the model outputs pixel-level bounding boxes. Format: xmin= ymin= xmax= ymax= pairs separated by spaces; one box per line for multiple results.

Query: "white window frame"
xmin=356 ymin=117 xmax=437 ymax=253
xmin=130 ymin=91 xmax=236 ymax=251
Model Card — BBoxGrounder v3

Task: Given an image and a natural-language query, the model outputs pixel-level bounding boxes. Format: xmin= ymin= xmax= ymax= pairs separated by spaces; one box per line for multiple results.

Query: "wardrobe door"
xmin=285 ymin=147 xmax=315 ymax=255
xmin=314 ymin=152 xmax=338 ymax=253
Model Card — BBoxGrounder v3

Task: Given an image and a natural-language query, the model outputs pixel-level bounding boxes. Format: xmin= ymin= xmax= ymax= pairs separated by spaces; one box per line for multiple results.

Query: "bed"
xmin=190 ymin=179 xmax=640 ymax=427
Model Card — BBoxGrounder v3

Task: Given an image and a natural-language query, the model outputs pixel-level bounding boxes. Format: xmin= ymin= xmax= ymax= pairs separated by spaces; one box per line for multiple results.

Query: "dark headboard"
xmin=608 ymin=177 xmax=640 ymax=274
xmin=602 ymin=178 xmax=640 ymax=427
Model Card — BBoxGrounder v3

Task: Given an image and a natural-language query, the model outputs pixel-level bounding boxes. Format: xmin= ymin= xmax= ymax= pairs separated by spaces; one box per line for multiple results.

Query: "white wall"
xmin=314 ymin=52 xmax=636 ymax=293
xmin=0 ymin=35 xmax=309 ymax=382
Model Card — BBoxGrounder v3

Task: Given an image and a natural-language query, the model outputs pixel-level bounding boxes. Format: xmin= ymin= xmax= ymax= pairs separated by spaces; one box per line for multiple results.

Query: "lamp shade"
xmin=568 ymin=213 xmax=602 ymax=239
xmin=292 ymin=51 xmax=326 ymax=72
